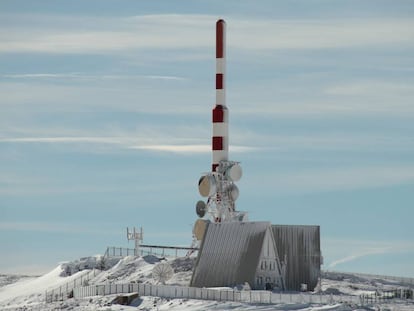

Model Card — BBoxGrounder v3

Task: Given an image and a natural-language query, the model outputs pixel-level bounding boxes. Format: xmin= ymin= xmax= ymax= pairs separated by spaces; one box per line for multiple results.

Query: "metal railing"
xmin=104 ymin=247 xmax=139 ymax=258
xmin=322 ymin=270 xmax=414 ymax=287
xmin=104 ymin=245 xmax=197 ymax=259
xmin=45 ymin=269 xmax=100 ymax=303
xmin=360 ymin=288 xmax=413 ymax=303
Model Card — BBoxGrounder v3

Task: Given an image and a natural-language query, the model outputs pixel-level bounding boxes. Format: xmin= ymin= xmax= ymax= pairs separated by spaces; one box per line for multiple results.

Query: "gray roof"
xmin=272 ymin=225 xmax=321 ymax=291
xmin=191 ymin=221 xmax=271 ymax=288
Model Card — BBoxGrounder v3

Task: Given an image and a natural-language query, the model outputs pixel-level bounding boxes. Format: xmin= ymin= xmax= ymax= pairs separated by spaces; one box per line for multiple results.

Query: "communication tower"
xmin=127 ymin=226 xmax=143 ymax=256
xmin=193 ymin=20 xmax=248 ymax=245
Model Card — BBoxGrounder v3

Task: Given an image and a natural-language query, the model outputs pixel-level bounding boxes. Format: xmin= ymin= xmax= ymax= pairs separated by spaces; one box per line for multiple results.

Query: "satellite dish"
xmin=198 ymin=175 xmax=217 ymax=197
xmin=152 ymin=262 xmax=174 ymax=285
xmin=196 ymin=200 xmax=207 ymax=218
xmin=193 ymin=219 xmax=209 ymax=241
xmin=227 ymin=184 xmax=239 ymax=201
xmin=224 ymin=164 xmax=242 ymax=181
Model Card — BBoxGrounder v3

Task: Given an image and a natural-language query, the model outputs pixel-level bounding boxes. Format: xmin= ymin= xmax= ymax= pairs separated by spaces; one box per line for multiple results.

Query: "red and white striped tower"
xmin=212 ymin=19 xmax=228 ymax=172
xmin=195 ymin=19 xmax=245 ymax=226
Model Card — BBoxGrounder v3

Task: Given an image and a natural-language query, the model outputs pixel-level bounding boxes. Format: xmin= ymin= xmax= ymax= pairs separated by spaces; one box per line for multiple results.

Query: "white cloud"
xmin=0 ymin=136 xmax=125 ymax=144
xmin=0 ymin=14 xmax=212 ymax=54
xmin=323 ymin=238 xmax=414 ymax=269
xmin=1 ymin=14 xmax=413 ymax=54
xmin=129 ymin=144 xmax=209 ymax=153
xmin=1 ymin=73 xmax=187 ymax=81
xmin=232 ymin=19 xmax=414 ymax=50
xmin=325 ymin=81 xmax=414 ymax=96
xmin=0 ymin=136 xmax=254 ymax=155
xmin=0 ymin=80 xmax=209 ymax=116
xmin=1 ymin=123 xmax=412 ymax=157
xmin=129 ymin=144 xmax=255 ymax=154
xmin=247 ymin=165 xmax=414 ymax=194
xmin=328 ymin=249 xmax=390 ymax=269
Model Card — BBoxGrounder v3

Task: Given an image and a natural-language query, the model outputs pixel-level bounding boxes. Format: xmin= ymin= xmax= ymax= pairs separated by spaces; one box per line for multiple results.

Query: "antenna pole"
xmin=195 ymin=20 xmax=245 ymax=226
xmin=127 ymin=226 xmax=143 ymax=256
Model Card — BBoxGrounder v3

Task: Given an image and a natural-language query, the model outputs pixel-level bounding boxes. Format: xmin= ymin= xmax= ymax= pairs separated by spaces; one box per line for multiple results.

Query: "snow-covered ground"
xmin=0 ymin=254 xmax=412 ymax=311
xmin=0 ymin=275 xmax=38 ymax=289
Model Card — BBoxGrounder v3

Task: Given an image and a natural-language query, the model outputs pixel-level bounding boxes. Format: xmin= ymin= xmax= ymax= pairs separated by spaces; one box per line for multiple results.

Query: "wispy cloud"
xmin=1 ymin=14 xmax=413 ymax=54
xmin=0 ymin=136 xmax=125 ymax=144
xmin=1 ymin=123 xmax=413 ymax=156
xmin=129 ymin=144 xmax=255 ymax=154
xmin=0 ymin=14 xmax=212 ymax=54
xmin=324 ymin=238 xmax=414 ymax=269
xmin=1 ymin=73 xmax=187 ymax=81
xmin=325 ymin=81 xmax=414 ymax=96
xmin=247 ymin=165 xmax=414 ymax=194
xmin=328 ymin=249 xmax=390 ymax=269
xmin=0 ymin=136 xmax=254 ymax=155
xmin=0 ymin=81 xmax=206 ymax=115
xmin=232 ymin=19 xmax=414 ymax=50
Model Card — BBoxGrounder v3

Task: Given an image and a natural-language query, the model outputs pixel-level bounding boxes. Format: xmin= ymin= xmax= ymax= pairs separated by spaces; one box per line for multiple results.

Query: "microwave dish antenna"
xmin=152 ymin=262 xmax=174 ymax=285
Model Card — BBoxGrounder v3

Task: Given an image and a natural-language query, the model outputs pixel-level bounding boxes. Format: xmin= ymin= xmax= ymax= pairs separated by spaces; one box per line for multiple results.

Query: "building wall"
xmin=271 ymin=225 xmax=321 ymax=291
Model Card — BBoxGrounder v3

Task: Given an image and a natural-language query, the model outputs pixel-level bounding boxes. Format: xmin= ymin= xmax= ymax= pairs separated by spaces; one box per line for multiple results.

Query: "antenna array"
xmin=126 ymin=227 xmax=143 ymax=256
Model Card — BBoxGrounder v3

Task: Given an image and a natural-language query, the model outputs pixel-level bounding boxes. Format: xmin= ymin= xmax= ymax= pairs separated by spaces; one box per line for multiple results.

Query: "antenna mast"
xmin=194 ymin=20 xmax=246 ymax=225
xmin=127 ymin=226 xmax=143 ymax=256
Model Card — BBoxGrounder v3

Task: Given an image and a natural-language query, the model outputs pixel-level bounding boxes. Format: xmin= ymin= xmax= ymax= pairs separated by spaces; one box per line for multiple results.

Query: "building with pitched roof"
xmin=190 ymin=222 xmax=321 ymax=291
xmin=190 ymin=221 xmax=285 ymax=290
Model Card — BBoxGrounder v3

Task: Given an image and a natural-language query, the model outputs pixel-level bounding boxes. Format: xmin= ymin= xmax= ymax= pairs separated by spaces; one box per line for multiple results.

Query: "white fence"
xmin=74 ymin=283 xmax=365 ymax=305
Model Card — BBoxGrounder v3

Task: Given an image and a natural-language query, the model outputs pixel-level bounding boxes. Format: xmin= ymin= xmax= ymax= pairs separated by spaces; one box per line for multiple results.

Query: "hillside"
xmin=0 ymin=255 xmax=412 ymax=311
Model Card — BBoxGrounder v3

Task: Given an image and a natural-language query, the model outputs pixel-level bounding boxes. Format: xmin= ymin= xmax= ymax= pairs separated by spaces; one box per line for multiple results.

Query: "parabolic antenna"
xmin=193 ymin=219 xmax=209 ymax=241
xmin=227 ymin=184 xmax=239 ymax=201
xmin=224 ymin=163 xmax=242 ymax=181
xmin=152 ymin=262 xmax=174 ymax=285
xmin=198 ymin=175 xmax=217 ymax=197
xmin=196 ymin=200 xmax=207 ymax=218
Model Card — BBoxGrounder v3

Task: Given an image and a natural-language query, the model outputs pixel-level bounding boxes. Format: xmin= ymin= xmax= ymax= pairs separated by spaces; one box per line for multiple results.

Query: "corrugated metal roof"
xmin=191 ymin=221 xmax=271 ymax=288
xmin=272 ymin=225 xmax=321 ymax=291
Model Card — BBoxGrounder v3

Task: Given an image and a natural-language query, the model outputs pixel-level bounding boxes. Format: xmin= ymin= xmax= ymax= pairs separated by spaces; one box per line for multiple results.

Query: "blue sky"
xmin=1 ymin=0 xmax=413 ymax=277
